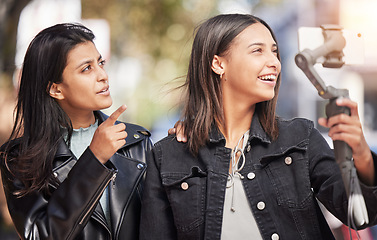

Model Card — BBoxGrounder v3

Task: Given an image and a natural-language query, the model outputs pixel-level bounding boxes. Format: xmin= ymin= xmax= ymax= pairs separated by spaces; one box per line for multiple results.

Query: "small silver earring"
xmin=221 ymin=72 xmax=227 ymax=81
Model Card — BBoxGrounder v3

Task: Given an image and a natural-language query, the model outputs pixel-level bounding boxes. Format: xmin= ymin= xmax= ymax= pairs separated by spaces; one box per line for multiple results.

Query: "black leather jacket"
xmin=0 ymin=111 xmax=152 ymax=240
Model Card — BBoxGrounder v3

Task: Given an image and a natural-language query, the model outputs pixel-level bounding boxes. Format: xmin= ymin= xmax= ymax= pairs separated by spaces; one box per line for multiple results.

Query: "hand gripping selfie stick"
xmin=295 ymin=25 xmax=369 ymax=229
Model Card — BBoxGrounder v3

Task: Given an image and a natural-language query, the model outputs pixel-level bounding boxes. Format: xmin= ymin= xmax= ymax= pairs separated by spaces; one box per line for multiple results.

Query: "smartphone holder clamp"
xmin=295 ymin=24 xmax=369 ymax=229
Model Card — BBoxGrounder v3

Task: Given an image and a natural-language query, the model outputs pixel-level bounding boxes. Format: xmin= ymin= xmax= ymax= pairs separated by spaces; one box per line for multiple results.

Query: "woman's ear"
xmin=211 ymin=55 xmax=225 ymax=76
xmin=49 ymin=83 xmax=64 ymax=100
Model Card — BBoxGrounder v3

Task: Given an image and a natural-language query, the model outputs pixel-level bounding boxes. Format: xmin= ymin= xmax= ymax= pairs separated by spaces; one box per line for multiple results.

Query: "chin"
xmin=96 ymin=102 xmax=112 ymax=111
xmin=260 ymin=93 xmax=275 ymax=102
xmin=103 ymin=98 xmax=113 ymax=108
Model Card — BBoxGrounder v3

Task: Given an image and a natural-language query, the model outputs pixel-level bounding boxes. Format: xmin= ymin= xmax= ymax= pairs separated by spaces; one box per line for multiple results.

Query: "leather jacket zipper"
xmin=79 ymin=170 xmax=118 ymax=225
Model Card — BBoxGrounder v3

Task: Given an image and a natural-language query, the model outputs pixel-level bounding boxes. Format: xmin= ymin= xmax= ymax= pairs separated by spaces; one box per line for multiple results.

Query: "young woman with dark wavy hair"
xmin=0 ymin=23 xmax=152 ymax=240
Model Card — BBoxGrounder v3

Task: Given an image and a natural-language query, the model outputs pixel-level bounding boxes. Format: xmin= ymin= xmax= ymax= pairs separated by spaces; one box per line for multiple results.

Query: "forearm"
xmin=3 ymin=148 xmax=115 ymax=240
xmin=354 ymin=150 xmax=376 ymax=186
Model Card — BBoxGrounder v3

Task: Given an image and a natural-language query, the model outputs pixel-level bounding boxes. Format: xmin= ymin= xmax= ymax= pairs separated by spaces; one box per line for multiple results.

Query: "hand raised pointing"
xmin=89 ymin=105 xmax=128 ymax=164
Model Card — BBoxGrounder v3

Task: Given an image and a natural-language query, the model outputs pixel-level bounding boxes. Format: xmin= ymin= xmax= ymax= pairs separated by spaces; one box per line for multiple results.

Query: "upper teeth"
xmin=259 ymin=75 xmax=276 ymax=80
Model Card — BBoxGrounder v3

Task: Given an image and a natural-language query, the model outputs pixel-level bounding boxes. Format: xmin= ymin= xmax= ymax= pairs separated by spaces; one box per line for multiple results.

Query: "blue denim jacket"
xmin=140 ymin=115 xmax=377 ymax=240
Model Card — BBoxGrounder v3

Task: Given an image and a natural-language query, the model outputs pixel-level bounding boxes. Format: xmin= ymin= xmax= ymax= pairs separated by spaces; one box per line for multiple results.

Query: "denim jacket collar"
xmin=208 ymin=114 xmax=271 ymax=145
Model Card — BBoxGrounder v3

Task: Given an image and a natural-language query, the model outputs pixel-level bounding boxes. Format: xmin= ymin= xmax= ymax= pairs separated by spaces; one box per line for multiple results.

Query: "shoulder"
xmin=123 ymin=122 xmax=152 ymax=148
xmin=153 ymin=134 xmax=191 ymax=160
xmin=96 ymin=110 xmax=151 ymax=142
xmin=153 ymin=134 xmax=182 ymax=154
xmin=154 ymin=134 xmax=181 ymax=149
xmin=277 ymin=117 xmax=314 ymax=129
xmin=273 ymin=117 xmax=319 ymax=147
xmin=124 ymin=122 xmax=151 ymax=138
xmin=0 ymin=138 xmax=21 ymax=159
xmin=277 ymin=117 xmax=314 ymax=134
xmin=0 ymin=138 xmax=22 ymax=179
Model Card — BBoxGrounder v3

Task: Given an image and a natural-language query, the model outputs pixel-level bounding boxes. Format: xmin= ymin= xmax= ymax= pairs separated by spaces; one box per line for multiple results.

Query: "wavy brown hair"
xmin=181 ymin=14 xmax=281 ymax=155
xmin=2 ymin=23 xmax=95 ymax=196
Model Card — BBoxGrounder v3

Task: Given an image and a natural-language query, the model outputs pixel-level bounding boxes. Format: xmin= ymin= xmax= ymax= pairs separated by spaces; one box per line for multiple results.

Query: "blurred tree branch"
xmin=0 ymin=0 xmax=31 ymax=90
xmin=0 ymin=0 xmax=30 ymax=145
xmin=81 ymin=0 xmax=217 ymax=128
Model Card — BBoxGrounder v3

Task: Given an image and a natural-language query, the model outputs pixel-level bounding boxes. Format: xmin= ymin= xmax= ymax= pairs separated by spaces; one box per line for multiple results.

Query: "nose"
xmin=267 ymin=53 xmax=281 ymax=72
xmin=97 ymin=65 xmax=108 ymax=82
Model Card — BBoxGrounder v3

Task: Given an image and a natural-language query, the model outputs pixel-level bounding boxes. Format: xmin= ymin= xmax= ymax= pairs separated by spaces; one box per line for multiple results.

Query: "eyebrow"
xmin=248 ymin=42 xmax=277 ymax=48
xmin=75 ymin=55 xmax=103 ymax=69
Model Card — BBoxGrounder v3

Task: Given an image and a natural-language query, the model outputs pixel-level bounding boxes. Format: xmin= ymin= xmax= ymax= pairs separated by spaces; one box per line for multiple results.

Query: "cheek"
xmin=72 ymin=81 xmax=91 ymax=93
xmin=277 ymin=62 xmax=282 ymax=73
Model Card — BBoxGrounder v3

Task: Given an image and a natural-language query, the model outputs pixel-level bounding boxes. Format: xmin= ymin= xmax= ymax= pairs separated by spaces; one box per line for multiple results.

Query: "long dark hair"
xmin=3 ymin=23 xmax=95 ymax=196
xmin=181 ymin=14 xmax=281 ymax=155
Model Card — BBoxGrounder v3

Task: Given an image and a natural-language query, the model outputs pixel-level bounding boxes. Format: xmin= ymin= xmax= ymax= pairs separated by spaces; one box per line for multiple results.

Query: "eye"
xmin=252 ymin=48 xmax=263 ymax=53
xmin=99 ymin=59 xmax=106 ymax=66
xmin=272 ymin=48 xmax=278 ymax=55
xmin=82 ymin=65 xmax=92 ymax=72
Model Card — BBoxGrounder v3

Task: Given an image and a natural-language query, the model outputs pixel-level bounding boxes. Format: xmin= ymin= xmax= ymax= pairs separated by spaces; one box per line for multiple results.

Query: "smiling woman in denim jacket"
xmin=140 ymin=14 xmax=377 ymax=240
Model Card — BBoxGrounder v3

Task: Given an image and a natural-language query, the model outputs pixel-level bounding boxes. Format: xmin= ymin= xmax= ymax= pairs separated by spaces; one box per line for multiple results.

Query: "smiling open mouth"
xmin=97 ymin=87 xmax=109 ymax=94
xmin=258 ymin=74 xmax=277 ymax=81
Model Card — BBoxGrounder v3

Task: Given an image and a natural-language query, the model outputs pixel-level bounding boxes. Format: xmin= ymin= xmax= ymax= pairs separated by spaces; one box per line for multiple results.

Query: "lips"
xmin=258 ymin=74 xmax=277 ymax=81
xmin=97 ymin=86 xmax=110 ymax=94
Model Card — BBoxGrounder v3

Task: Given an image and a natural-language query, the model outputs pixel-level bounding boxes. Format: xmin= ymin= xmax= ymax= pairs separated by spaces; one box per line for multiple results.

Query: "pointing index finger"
xmin=105 ymin=105 xmax=127 ymax=126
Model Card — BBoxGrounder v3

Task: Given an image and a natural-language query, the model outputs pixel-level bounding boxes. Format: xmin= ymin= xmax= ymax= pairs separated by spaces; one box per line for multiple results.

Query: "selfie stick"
xmin=295 ymin=25 xmax=369 ymax=228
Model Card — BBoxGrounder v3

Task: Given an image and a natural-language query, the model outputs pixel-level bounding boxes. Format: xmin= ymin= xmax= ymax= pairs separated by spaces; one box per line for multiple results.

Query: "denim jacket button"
xmin=271 ymin=233 xmax=279 ymax=240
xmin=284 ymin=156 xmax=292 ymax=165
xmin=257 ymin=201 xmax=265 ymax=210
xmin=247 ymin=172 xmax=255 ymax=180
xmin=181 ymin=182 xmax=189 ymax=190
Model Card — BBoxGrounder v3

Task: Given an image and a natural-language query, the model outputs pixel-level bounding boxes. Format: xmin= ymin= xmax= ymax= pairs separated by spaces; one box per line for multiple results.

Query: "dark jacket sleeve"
xmin=1 ymin=147 xmax=116 ymax=240
xmin=140 ymin=141 xmax=178 ymax=239
xmin=309 ymin=126 xmax=377 ymax=228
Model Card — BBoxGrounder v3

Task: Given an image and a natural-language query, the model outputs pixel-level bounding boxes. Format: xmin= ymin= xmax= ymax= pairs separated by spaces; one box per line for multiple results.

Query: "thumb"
xmin=318 ymin=117 xmax=329 ymax=128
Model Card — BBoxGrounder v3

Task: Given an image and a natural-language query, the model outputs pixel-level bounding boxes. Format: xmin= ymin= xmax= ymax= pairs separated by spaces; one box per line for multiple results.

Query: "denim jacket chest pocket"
xmin=262 ymin=145 xmax=312 ymax=209
xmin=161 ymin=166 xmax=207 ymax=233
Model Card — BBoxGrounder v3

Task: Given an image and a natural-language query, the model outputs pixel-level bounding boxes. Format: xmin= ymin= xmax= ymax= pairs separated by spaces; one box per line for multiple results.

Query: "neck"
xmin=68 ymin=111 xmax=96 ymax=129
xmin=220 ymin=100 xmax=255 ymax=149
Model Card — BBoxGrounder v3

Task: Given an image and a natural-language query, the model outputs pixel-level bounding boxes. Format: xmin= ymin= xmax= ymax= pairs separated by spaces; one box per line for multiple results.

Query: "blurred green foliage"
xmin=82 ymin=0 xmax=218 ymax=130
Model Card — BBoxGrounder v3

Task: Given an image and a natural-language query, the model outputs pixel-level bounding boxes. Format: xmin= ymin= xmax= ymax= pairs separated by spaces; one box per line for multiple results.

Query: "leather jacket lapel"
xmin=51 ymin=140 xmax=77 ymax=185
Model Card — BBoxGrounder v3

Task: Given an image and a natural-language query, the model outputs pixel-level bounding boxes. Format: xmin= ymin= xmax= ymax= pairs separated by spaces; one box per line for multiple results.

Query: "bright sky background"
xmin=340 ymin=0 xmax=377 ymax=65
